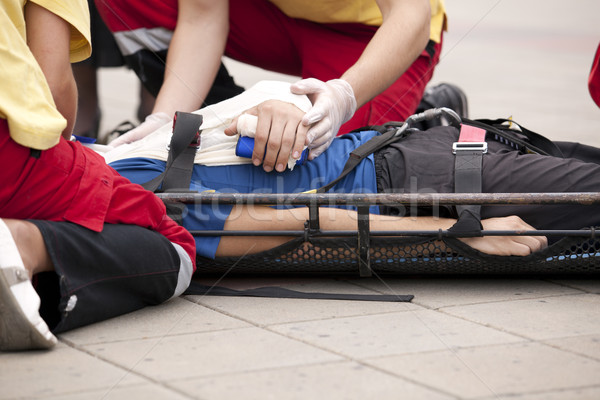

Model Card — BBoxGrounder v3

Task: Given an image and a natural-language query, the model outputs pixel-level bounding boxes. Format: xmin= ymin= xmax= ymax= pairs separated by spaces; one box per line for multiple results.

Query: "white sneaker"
xmin=0 ymin=219 xmax=57 ymax=351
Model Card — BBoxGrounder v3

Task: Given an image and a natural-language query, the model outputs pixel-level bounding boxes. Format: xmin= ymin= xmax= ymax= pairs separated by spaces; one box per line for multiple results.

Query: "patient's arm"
xmin=215 ymin=206 xmax=548 ymax=257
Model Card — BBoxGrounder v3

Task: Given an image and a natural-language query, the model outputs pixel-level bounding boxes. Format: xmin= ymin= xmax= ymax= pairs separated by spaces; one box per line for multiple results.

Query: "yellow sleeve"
xmin=268 ymin=0 xmax=446 ymax=42
xmin=429 ymin=0 xmax=447 ymax=43
xmin=31 ymin=0 xmax=91 ymax=62
xmin=0 ymin=0 xmax=91 ymax=150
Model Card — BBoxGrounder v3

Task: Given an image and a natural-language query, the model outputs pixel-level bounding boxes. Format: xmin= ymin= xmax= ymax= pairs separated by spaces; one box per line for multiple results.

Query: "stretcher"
xmin=157 ymin=192 xmax=600 ymax=277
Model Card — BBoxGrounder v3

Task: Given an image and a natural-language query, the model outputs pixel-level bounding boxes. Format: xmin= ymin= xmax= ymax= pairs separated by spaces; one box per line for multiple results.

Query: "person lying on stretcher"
xmin=103 ymin=81 xmax=600 ymax=259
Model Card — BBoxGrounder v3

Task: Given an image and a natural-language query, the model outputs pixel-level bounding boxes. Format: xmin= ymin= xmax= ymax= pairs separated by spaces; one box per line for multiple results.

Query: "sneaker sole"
xmin=0 ymin=268 xmax=57 ymax=351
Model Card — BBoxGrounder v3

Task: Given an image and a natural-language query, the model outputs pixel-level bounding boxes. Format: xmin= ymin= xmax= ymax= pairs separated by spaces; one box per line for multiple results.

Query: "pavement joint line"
xmin=249 ymin=324 xmax=467 ymax=399
xmin=435 ymin=290 xmax=597 ymax=311
xmin=52 ymin=275 xmax=600 ymax=397
xmin=50 ymin=337 xmax=197 ymax=400
xmin=545 ymin=278 xmax=600 ymax=294
xmin=544 ymin=347 xmax=600 ymax=364
xmin=190 ymin=274 xmax=512 ymax=400
xmin=538 ymin=337 xmax=600 ymax=363
xmin=77 ymin=247 xmax=258 ymax=400
xmin=354 ymin=266 xmax=505 ymax=398
xmin=60 ymin=320 xmax=256 ymax=346
xmin=357 ymin=357 xmax=480 ymax=399
xmin=361 ymin=345 xmax=600 ymax=400
xmin=469 ymin=384 xmax=600 ymax=400
xmin=161 ymin=356 xmax=461 ymax=400
xmin=434 ymin=307 xmax=600 ymax=361
xmin=262 ymin=309 xmax=504 ymax=399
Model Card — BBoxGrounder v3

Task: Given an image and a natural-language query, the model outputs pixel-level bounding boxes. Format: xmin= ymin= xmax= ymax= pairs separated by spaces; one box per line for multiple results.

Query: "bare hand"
xmin=459 ymin=216 xmax=548 ymax=256
xmin=225 ymin=100 xmax=309 ymax=172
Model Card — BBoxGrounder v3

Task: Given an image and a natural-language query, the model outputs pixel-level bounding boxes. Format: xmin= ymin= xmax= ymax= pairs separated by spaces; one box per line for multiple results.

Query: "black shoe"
xmin=102 ymin=120 xmax=137 ymax=145
xmin=415 ymin=82 xmax=469 ymax=129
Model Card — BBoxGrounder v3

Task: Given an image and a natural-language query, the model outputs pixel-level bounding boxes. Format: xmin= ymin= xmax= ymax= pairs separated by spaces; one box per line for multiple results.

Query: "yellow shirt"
xmin=268 ymin=0 xmax=446 ymax=43
xmin=0 ymin=0 xmax=91 ymax=150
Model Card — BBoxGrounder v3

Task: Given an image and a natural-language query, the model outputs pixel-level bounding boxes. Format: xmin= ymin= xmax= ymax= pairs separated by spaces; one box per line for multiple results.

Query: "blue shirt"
xmin=110 ymin=131 xmax=380 ymax=258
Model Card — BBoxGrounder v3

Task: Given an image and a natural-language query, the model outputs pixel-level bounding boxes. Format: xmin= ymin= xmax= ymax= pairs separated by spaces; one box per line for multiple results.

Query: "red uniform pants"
xmin=0 ymin=120 xmax=195 ymax=265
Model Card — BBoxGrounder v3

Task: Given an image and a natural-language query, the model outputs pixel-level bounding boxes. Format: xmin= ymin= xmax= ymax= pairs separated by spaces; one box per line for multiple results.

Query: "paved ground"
xmin=2 ymin=1 xmax=600 ymax=399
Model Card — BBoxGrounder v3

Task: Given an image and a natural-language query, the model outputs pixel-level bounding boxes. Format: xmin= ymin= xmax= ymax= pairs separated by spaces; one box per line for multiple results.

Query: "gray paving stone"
xmin=366 ymin=342 xmax=600 ymax=399
xmin=478 ymin=386 xmax=600 ymax=400
xmin=270 ymin=309 xmax=522 ymax=359
xmin=0 ymin=344 xmax=143 ymax=400
xmin=174 ymin=360 xmax=453 ymax=400
xmin=442 ymin=293 xmax=600 ymax=340
xmin=544 ymin=334 xmax=600 ymax=361
xmin=550 ymin=280 xmax=600 ymax=294
xmin=35 ymin=384 xmax=190 ymax=400
xmin=59 ymin=297 xmax=249 ymax=345
xmin=353 ymin=278 xmax=580 ymax=309
xmin=82 ymin=327 xmax=342 ymax=381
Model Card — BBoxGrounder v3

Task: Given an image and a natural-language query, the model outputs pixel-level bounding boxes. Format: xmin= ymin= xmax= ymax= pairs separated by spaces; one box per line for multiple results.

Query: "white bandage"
xmin=236 ymin=114 xmax=258 ymax=138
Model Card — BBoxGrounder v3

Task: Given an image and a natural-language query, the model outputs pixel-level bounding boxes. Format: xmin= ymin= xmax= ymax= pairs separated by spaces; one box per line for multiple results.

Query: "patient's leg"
xmin=481 ymin=150 xmax=600 ymax=230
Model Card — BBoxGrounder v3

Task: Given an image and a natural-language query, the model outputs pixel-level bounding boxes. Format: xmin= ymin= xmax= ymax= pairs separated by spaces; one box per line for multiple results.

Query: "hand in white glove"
xmin=290 ymin=78 xmax=357 ymax=159
xmin=109 ymin=112 xmax=171 ymax=147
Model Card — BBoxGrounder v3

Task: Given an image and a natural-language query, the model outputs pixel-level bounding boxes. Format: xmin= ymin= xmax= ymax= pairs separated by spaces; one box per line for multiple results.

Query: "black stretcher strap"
xmin=141 ymin=112 xmax=203 ymax=224
xmin=317 ymin=127 xmax=406 ymax=193
xmin=464 ymin=118 xmax=563 ymax=158
xmin=142 ymin=112 xmax=203 ymax=192
xmin=357 ymin=206 xmax=372 ymax=277
xmin=184 ymin=282 xmax=413 ymax=302
xmin=448 ymin=125 xmax=486 ymax=236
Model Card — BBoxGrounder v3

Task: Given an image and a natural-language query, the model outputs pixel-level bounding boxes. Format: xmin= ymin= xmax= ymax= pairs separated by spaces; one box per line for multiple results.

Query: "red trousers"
xmin=589 ymin=42 xmax=600 ymax=108
xmin=226 ymin=0 xmax=443 ymax=132
xmin=0 ymin=120 xmax=195 ymax=268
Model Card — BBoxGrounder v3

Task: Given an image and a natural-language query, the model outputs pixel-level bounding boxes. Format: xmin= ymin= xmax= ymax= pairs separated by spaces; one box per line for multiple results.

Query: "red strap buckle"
xmin=453 ymin=124 xmax=487 ymax=154
xmin=458 ymin=124 xmax=486 ymax=142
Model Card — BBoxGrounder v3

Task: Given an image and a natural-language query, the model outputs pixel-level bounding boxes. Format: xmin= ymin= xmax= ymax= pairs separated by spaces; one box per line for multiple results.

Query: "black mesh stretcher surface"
xmin=157 ymin=192 xmax=600 ymax=277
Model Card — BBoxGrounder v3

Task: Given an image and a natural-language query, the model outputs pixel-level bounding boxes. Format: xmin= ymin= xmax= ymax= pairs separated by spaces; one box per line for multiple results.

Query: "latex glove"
xmin=290 ymin=78 xmax=357 ymax=159
xmin=109 ymin=112 xmax=171 ymax=147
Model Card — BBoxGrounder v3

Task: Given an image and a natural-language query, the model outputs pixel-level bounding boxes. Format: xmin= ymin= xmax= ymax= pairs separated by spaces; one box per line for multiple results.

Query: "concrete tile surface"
xmin=174 ymin=361 xmax=454 ymax=400
xmin=270 ymin=309 xmax=523 ymax=359
xmin=367 ymin=341 xmax=600 ymax=399
xmin=478 ymin=386 xmax=600 ymax=400
xmin=37 ymin=385 xmax=191 ymax=400
xmin=543 ymin=334 xmax=600 ymax=361
xmin=59 ymin=297 xmax=250 ymax=345
xmin=0 ymin=344 xmax=143 ymax=399
xmin=81 ymin=327 xmax=342 ymax=381
xmin=443 ymin=293 xmax=600 ymax=340
xmin=4 ymin=1 xmax=600 ymax=399
xmin=353 ymin=278 xmax=583 ymax=308
xmin=550 ymin=279 xmax=600 ymax=293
